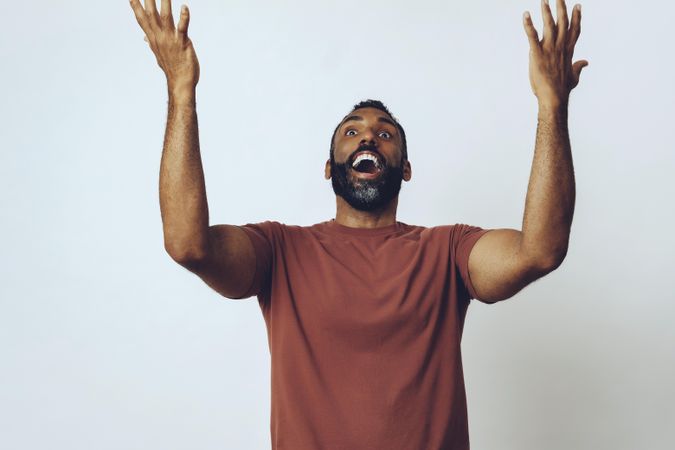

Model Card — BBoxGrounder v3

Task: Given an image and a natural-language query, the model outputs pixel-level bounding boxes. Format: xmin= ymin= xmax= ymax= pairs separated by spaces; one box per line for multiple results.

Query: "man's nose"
xmin=360 ymin=130 xmax=377 ymax=145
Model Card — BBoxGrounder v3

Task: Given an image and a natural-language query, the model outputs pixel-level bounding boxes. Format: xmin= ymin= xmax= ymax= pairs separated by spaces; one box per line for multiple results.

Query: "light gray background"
xmin=1 ymin=0 xmax=673 ymax=449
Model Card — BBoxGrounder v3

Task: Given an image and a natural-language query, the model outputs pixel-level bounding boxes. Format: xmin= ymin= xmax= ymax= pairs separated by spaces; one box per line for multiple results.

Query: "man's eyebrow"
xmin=340 ymin=115 xmax=398 ymax=129
xmin=341 ymin=115 xmax=363 ymax=127
xmin=377 ymin=116 xmax=397 ymax=128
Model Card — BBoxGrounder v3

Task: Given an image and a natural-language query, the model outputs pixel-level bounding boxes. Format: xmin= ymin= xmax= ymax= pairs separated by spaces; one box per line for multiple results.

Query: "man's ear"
xmin=324 ymin=159 xmax=331 ymax=179
xmin=403 ymin=159 xmax=412 ymax=181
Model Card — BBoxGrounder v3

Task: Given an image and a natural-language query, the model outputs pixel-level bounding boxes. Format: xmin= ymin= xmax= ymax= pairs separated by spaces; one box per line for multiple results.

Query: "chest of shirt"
xmin=265 ymin=232 xmax=461 ymax=346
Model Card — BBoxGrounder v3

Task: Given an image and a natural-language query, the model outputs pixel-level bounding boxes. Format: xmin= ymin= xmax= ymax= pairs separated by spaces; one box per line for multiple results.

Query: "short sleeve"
xmin=454 ymin=224 xmax=491 ymax=301
xmin=231 ymin=221 xmax=275 ymax=299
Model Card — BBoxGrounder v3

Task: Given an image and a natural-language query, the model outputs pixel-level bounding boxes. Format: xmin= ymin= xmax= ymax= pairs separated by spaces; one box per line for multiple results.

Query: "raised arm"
xmin=468 ymin=0 xmax=588 ymax=303
xmin=129 ymin=0 xmax=256 ymax=298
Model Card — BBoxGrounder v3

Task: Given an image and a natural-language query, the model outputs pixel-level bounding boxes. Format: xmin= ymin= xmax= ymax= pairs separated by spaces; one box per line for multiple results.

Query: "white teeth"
xmin=352 ymin=153 xmax=381 ymax=168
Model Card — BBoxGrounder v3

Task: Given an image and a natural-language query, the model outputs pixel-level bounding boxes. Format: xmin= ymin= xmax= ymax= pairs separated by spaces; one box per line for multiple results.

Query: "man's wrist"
xmin=537 ymin=93 xmax=569 ymax=113
xmin=168 ymin=81 xmax=197 ymax=105
xmin=537 ymin=94 xmax=569 ymax=124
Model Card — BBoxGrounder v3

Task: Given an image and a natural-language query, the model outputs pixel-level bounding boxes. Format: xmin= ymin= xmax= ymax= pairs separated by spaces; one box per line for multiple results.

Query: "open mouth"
xmin=350 ymin=151 xmax=383 ymax=178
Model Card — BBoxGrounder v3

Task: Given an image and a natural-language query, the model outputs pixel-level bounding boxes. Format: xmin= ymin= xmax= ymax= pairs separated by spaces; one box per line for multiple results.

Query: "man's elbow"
xmin=165 ymin=243 xmax=208 ymax=268
xmin=532 ymin=247 xmax=568 ymax=274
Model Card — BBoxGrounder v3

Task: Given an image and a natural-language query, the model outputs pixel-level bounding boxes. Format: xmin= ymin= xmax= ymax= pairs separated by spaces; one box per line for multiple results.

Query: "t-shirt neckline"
xmin=323 ymin=218 xmax=404 ymax=236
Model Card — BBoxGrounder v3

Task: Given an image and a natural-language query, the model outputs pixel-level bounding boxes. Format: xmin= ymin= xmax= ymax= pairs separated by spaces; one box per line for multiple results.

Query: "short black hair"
xmin=329 ymin=99 xmax=408 ymax=161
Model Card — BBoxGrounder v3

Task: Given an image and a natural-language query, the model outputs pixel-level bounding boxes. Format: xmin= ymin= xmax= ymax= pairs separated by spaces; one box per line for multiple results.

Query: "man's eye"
xmin=379 ymin=131 xmax=391 ymax=139
xmin=345 ymin=129 xmax=357 ymax=136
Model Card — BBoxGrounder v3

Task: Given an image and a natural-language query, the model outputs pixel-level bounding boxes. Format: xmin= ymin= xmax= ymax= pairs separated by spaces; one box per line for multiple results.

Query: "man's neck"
xmin=334 ymin=196 xmax=399 ymax=229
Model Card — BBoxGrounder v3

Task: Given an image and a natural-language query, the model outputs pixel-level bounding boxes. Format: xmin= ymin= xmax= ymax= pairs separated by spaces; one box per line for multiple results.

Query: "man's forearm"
xmin=520 ymin=100 xmax=576 ymax=270
xmin=159 ymin=88 xmax=209 ymax=262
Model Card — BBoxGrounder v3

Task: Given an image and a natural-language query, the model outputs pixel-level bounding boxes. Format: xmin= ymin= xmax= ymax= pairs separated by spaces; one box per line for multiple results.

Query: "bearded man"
xmin=130 ymin=0 xmax=587 ymax=448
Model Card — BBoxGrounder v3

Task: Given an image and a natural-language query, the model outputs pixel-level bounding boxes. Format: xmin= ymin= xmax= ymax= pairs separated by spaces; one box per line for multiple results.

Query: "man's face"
xmin=326 ymin=107 xmax=412 ymax=212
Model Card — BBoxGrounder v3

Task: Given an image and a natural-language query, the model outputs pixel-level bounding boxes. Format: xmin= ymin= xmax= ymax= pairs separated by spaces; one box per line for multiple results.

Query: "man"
xmin=129 ymin=0 xmax=587 ymax=448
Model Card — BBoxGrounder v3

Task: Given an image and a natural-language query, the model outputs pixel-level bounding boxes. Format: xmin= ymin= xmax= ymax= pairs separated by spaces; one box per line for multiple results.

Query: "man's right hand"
xmin=130 ymin=0 xmax=200 ymax=94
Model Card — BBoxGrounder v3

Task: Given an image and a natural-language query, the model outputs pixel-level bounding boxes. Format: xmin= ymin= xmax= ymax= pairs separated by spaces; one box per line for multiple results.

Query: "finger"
xmin=160 ymin=0 xmax=175 ymax=29
xmin=571 ymin=59 xmax=588 ymax=86
xmin=556 ymin=0 xmax=569 ymax=46
xmin=177 ymin=4 xmax=190 ymax=37
xmin=568 ymin=4 xmax=582 ymax=51
xmin=541 ymin=0 xmax=556 ymax=48
xmin=143 ymin=0 xmax=160 ymax=29
xmin=144 ymin=0 xmax=158 ymax=13
xmin=129 ymin=0 xmax=152 ymax=36
xmin=572 ymin=59 xmax=588 ymax=79
xmin=523 ymin=12 xmax=541 ymax=52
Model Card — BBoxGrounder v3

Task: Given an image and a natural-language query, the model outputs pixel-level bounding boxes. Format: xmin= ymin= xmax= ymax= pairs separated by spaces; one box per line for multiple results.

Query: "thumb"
xmin=572 ymin=59 xmax=589 ymax=84
xmin=177 ymin=4 xmax=190 ymax=36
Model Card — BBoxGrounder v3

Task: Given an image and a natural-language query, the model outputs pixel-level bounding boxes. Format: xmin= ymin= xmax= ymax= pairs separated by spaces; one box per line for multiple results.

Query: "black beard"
xmin=330 ymin=153 xmax=404 ymax=212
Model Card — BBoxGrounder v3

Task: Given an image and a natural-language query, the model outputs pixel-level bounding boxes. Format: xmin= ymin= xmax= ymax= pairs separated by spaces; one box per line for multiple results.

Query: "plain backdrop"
xmin=1 ymin=0 xmax=674 ymax=449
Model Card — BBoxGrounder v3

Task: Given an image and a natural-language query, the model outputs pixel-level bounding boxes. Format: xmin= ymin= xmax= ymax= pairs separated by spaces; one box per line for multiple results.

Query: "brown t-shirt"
xmin=235 ymin=219 xmax=490 ymax=450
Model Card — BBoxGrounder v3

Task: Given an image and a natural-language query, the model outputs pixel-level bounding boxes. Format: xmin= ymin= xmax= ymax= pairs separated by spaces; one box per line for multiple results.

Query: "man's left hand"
xmin=523 ymin=0 xmax=588 ymax=106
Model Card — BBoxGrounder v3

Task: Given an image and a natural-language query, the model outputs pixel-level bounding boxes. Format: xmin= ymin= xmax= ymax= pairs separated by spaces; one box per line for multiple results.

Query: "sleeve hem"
xmin=228 ymin=226 xmax=265 ymax=299
xmin=463 ymin=229 xmax=491 ymax=301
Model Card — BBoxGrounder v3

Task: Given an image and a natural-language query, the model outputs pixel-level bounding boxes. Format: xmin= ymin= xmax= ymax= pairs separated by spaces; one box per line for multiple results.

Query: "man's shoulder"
xmin=407 ymin=222 xmax=462 ymax=234
xmin=238 ymin=219 xmax=330 ymax=240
